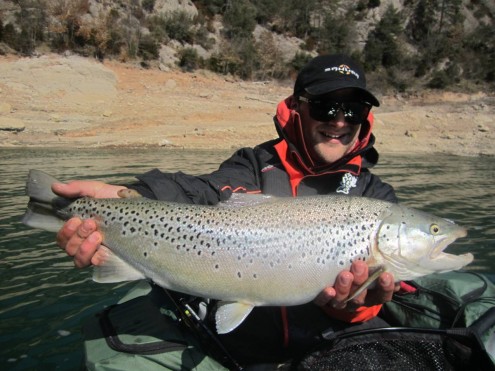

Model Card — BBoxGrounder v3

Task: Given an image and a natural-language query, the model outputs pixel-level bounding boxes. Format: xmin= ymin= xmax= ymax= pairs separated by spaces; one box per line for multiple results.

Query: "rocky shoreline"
xmin=0 ymin=55 xmax=493 ymax=157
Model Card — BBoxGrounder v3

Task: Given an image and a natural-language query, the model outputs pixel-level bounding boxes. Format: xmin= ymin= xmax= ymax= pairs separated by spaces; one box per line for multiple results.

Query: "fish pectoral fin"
xmin=344 ymin=266 xmax=386 ymax=303
xmin=215 ymin=301 xmax=255 ymax=334
xmin=92 ymin=245 xmax=146 ymax=283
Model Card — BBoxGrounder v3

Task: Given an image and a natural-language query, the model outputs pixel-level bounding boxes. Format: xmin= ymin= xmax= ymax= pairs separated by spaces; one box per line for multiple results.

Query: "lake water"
xmin=1 ymin=148 xmax=494 ymax=370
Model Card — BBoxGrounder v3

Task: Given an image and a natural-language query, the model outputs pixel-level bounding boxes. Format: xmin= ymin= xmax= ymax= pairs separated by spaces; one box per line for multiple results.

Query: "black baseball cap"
xmin=294 ymin=54 xmax=380 ymax=107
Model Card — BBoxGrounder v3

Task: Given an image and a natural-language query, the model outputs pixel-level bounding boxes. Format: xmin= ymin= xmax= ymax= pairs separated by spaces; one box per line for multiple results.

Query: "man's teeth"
xmin=322 ymin=132 xmax=343 ymax=139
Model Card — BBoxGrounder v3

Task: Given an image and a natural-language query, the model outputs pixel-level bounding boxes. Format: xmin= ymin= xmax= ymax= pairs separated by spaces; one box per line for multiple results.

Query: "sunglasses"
xmin=299 ymin=96 xmax=371 ymax=125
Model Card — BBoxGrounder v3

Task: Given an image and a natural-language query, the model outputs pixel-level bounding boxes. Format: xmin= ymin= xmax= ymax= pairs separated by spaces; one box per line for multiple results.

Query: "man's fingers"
xmin=350 ymin=261 xmax=368 ymax=286
xmin=331 ymin=272 xmax=354 ymax=309
xmin=363 ymin=272 xmax=396 ymax=306
xmin=56 ymin=217 xmax=82 ymax=251
xmin=75 ymin=232 xmax=102 ymax=268
xmin=64 ymin=219 xmax=96 ymax=258
xmin=314 ymin=286 xmax=337 ymax=307
xmin=51 ymin=182 xmax=86 ymax=198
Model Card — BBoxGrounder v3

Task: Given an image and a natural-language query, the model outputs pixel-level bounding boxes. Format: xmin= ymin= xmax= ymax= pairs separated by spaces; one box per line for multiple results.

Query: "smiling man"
xmin=54 ymin=54 xmax=399 ymax=366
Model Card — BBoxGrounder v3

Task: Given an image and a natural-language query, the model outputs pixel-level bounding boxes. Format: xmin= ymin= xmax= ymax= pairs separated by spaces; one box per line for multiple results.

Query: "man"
xmin=54 ymin=54 xmax=398 ymax=364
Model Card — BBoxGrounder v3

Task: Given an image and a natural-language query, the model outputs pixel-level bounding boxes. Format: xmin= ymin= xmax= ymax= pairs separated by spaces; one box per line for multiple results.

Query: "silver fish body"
xmin=22 ymin=170 xmax=473 ymax=333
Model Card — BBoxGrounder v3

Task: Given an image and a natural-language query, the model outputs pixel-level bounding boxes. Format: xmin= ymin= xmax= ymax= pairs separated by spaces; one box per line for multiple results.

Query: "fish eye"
xmin=430 ymin=224 xmax=440 ymax=235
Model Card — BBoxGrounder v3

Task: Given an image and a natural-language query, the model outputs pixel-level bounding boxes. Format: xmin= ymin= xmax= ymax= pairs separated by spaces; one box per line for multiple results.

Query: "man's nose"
xmin=328 ymin=111 xmax=347 ymax=125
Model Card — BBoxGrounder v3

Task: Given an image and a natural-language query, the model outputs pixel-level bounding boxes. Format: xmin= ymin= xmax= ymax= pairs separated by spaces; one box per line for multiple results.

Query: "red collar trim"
xmin=274 ymin=140 xmax=304 ymax=196
xmin=274 ymin=140 xmax=362 ymax=196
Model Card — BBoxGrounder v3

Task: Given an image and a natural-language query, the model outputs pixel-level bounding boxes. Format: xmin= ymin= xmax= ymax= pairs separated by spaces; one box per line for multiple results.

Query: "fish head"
xmin=375 ymin=205 xmax=473 ymax=281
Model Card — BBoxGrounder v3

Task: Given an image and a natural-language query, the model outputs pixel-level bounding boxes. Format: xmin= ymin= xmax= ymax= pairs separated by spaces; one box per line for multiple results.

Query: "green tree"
xmin=318 ymin=10 xmax=356 ymax=55
xmin=363 ymin=5 xmax=403 ymax=70
xmin=138 ymin=33 xmax=159 ymax=61
xmin=222 ymin=0 xmax=257 ymax=39
xmin=462 ymin=24 xmax=495 ymax=84
xmin=278 ymin=0 xmax=318 ymax=39
xmin=194 ymin=0 xmax=227 ymax=17
xmin=142 ymin=0 xmax=155 ymax=13
xmin=255 ymin=30 xmax=286 ymax=79
xmin=250 ymin=0 xmax=284 ymax=25
xmin=48 ymin=0 xmax=90 ymax=50
xmin=407 ymin=0 xmax=464 ymax=73
xmin=178 ymin=47 xmax=202 ymax=72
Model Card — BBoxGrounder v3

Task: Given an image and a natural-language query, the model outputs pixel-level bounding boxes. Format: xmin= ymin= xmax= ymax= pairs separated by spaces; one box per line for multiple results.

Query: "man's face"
xmin=296 ymin=90 xmax=368 ymax=165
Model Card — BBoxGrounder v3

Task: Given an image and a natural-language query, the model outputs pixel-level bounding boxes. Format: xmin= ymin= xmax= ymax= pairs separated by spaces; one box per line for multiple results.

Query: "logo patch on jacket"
xmin=337 ymin=173 xmax=358 ymax=194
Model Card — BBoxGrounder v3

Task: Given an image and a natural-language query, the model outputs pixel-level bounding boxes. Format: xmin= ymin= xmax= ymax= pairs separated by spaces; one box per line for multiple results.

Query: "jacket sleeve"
xmin=362 ymin=172 xmax=398 ymax=203
xmin=126 ymin=147 xmax=263 ymax=204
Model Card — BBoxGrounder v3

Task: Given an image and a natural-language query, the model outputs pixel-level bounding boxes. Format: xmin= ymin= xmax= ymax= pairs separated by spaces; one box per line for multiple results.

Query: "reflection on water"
xmin=1 ymin=148 xmax=494 ymax=370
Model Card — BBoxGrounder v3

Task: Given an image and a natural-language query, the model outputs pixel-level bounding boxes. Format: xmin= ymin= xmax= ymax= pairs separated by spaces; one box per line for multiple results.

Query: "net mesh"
xmin=298 ymin=338 xmax=462 ymax=371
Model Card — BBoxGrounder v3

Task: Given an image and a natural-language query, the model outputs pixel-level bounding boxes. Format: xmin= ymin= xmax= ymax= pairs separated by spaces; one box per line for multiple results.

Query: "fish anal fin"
xmin=93 ymin=245 xmax=145 ymax=283
xmin=344 ymin=266 xmax=386 ymax=303
xmin=215 ymin=301 xmax=255 ymax=334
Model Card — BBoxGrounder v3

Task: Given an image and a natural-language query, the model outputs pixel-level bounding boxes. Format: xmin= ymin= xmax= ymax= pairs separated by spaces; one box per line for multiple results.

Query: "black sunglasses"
xmin=299 ymin=96 xmax=371 ymax=125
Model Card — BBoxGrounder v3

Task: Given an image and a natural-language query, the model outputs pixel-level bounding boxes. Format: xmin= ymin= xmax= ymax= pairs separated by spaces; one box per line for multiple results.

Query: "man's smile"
xmin=319 ymin=130 xmax=349 ymax=141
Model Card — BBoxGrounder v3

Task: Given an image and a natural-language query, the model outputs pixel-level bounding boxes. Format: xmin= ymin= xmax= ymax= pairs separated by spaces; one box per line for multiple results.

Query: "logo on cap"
xmin=325 ymin=64 xmax=360 ymax=79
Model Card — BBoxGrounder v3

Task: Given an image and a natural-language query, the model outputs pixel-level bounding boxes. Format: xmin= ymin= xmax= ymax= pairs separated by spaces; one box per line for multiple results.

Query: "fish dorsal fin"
xmin=93 ymin=245 xmax=146 ymax=283
xmin=219 ymin=193 xmax=276 ymax=208
xmin=215 ymin=301 xmax=255 ymax=334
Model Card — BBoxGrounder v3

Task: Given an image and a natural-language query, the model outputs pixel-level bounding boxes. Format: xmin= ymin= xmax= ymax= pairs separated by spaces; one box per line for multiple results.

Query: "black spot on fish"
xmin=143 ymin=252 xmax=148 ymax=258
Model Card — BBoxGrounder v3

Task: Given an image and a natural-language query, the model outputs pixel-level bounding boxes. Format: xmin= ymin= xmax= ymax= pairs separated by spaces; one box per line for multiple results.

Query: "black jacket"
xmin=128 ymin=139 xmax=397 ymax=204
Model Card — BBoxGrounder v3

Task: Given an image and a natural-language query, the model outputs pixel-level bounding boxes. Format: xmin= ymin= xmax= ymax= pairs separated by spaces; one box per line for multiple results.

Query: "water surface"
xmin=1 ymin=148 xmax=493 ymax=370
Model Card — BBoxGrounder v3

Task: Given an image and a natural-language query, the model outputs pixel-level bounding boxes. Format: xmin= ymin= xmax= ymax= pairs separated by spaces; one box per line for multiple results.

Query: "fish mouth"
xmin=430 ymin=226 xmax=467 ymax=259
xmin=426 ymin=227 xmax=473 ymax=270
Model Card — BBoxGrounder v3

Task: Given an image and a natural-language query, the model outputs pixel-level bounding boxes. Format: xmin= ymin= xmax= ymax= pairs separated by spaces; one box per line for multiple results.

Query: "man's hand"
xmin=52 ymin=180 xmax=126 ymax=268
xmin=314 ymin=260 xmax=399 ymax=310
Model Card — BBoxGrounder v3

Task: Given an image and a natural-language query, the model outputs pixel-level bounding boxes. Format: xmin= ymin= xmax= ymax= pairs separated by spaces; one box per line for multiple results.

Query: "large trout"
xmin=21 ymin=170 xmax=473 ymax=333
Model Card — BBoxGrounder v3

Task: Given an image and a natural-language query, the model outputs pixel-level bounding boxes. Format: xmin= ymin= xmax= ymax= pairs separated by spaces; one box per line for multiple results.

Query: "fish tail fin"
xmin=21 ymin=170 xmax=67 ymax=233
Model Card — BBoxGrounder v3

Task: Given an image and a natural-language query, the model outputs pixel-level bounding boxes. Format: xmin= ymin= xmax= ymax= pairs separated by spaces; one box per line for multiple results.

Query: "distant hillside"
xmin=0 ymin=0 xmax=493 ymax=93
